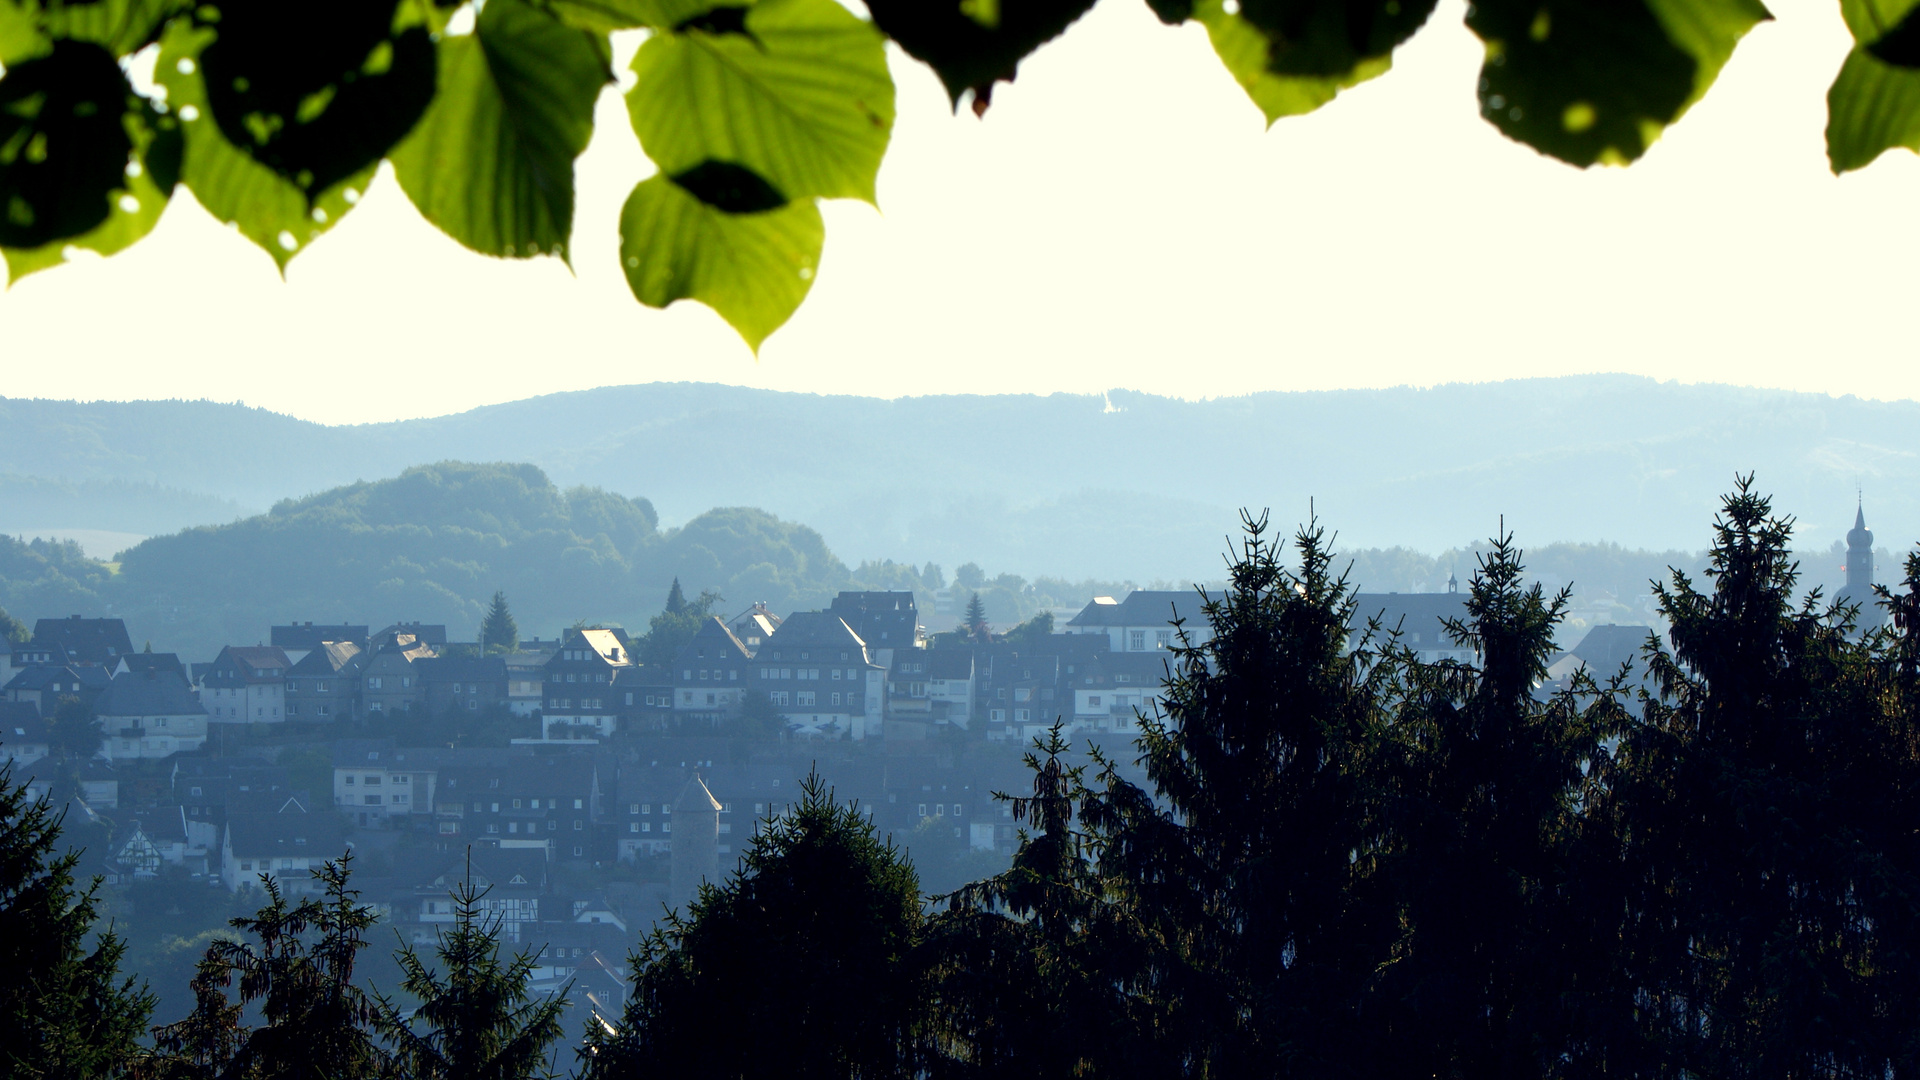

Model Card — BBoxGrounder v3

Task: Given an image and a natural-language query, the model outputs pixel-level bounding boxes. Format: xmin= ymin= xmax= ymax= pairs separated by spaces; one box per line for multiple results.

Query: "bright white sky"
xmin=1 ymin=0 xmax=1915 ymax=425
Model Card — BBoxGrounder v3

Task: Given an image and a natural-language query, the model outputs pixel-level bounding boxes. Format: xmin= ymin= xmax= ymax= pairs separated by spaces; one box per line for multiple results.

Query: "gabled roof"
xmin=375 ymin=623 xmax=448 ymax=646
xmin=202 ymin=646 xmax=293 ymax=687
xmin=672 ymin=618 xmax=751 ymax=667
xmin=1347 ymin=593 xmax=1471 ymax=644
xmin=554 ymin=628 xmax=632 ymax=666
xmin=413 ymin=847 xmax=548 ymax=893
xmin=271 ymin=623 xmax=370 ymax=650
xmin=926 ymin=649 xmax=974 ymax=680
xmin=225 ymin=811 xmax=348 ymax=859
xmin=96 ymin=669 xmax=207 ymax=719
xmin=759 ymin=612 xmax=870 ymax=661
xmin=287 ymin=641 xmax=365 ymax=676
xmin=417 ymin=655 xmax=509 ymax=684
xmin=1568 ymin=624 xmax=1654 ymax=673
xmin=1 ymin=702 xmax=47 ymax=744
xmin=1065 ymin=590 xmax=1220 ymax=629
xmin=114 ymin=653 xmax=187 ymax=681
xmin=29 ymin=616 xmax=133 ymax=665
xmin=5 ymin=664 xmax=109 ymax=693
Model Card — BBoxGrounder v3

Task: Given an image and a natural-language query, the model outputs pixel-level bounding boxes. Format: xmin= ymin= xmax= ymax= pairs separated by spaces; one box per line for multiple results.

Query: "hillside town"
xmin=0 ymin=544 xmax=1823 ymax=1029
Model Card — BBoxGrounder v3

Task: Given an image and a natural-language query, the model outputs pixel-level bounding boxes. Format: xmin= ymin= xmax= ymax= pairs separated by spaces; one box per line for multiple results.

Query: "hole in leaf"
xmin=670 ymin=160 xmax=787 ymax=214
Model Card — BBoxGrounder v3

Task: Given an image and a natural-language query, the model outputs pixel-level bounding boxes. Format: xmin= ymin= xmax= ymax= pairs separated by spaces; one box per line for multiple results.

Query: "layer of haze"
xmin=0 ymin=0 xmax=1911 ymax=425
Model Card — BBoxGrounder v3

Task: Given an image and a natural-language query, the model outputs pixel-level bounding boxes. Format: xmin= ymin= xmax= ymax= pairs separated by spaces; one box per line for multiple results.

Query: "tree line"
xmin=9 ymin=478 xmax=1920 ymax=1078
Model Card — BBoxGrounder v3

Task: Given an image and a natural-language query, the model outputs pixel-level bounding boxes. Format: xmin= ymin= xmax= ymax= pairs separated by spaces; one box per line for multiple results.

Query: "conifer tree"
xmin=962 ymin=593 xmax=990 ymax=643
xmin=173 ymin=856 xmax=387 ymax=1080
xmin=664 ymin=578 xmax=687 ymax=616
xmin=0 ymin=759 xmax=152 ymax=1079
xmin=479 ymin=591 xmax=519 ymax=653
xmin=1608 ymin=478 xmax=1909 ymax=1075
xmin=585 ymin=773 xmax=923 ymax=1080
xmin=376 ymin=854 xmax=571 ymax=1080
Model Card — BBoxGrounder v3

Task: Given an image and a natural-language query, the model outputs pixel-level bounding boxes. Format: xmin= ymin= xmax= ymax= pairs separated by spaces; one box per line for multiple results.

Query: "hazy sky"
xmin=2 ymin=0 xmax=1914 ymax=425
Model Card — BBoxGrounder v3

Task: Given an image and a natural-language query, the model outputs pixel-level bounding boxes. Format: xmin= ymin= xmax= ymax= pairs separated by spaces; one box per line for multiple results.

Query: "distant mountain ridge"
xmin=0 ymin=377 xmax=1909 ymax=579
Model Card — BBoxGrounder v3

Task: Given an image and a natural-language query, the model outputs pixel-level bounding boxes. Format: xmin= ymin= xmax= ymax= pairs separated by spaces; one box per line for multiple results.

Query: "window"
xmin=548 ymin=820 xmax=556 ymax=831
xmin=574 ymin=820 xmax=584 ymax=830
xmin=641 ymin=822 xmax=651 ymax=832
xmin=365 ymin=775 xmax=382 ymax=785
xmin=630 ymin=822 xmax=639 ymax=833
xmin=797 ymin=691 xmax=815 ymax=706
xmin=831 ymin=668 xmax=842 ymax=680
xmin=513 ymin=799 xmax=522 ymax=809
xmin=935 ymin=804 xmax=945 ymax=817
xmin=991 ymin=709 xmax=1006 ymax=721
xmin=344 ymin=776 xmax=355 ymax=786
xmin=392 ymin=793 xmax=407 ymax=804
xmin=954 ymin=804 xmax=963 ymax=815
xmin=508 ymin=822 xmax=518 ymax=834
xmin=917 ymin=803 xmax=927 ymax=817
xmin=1156 ymin=630 xmax=1172 ymax=648
xmin=831 ymin=692 xmax=842 ymax=706
xmin=642 ymin=803 xmax=651 ymax=814
xmin=572 ymin=846 xmax=583 ymax=857
xmin=1089 ymin=695 xmax=1102 ymax=708
xmin=368 ymin=676 xmax=382 ymax=689
xmin=364 ymin=794 xmax=381 ymax=805
xmin=1016 ymin=709 xmax=1032 ymax=721
xmin=629 ymin=803 xmax=639 ymax=814
xmin=699 ymin=669 xmax=708 ymax=680
xmin=241 ymin=861 xmax=253 ymax=871
xmin=394 ymin=775 xmax=408 ymax=783
xmin=1129 ymin=630 xmax=1146 ymax=650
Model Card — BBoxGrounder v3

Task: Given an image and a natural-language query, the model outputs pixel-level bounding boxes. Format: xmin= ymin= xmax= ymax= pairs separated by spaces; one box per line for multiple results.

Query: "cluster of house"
xmin=0 ymin=587 xmax=1509 ymax=766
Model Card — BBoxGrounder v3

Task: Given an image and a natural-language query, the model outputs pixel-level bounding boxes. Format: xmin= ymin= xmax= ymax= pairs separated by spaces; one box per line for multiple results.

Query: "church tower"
xmin=1842 ymin=501 xmax=1876 ymax=618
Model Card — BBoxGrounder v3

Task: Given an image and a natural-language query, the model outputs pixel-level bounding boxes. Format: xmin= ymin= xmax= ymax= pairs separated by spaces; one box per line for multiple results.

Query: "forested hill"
xmin=6 ymin=463 xmax=939 ymax=660
xmin=1 ymin=377 xmax=1914 ymax=580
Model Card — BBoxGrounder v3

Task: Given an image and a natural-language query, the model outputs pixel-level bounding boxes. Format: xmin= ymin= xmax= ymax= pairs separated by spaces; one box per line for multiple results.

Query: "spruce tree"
xmin=376 ymin=855 xmax=570 ymax=1080
xmin=0 ymin=759 xmax=152 ymax=1078
xmin=479 ymin=591 xmax=519 ymax=653
xmin=586 ymin=773 xmax=924 ymax=1080
xmin=664 ymin=578 xmax=687 ymax=616
xmin=1609 ymin=478 xmax=1907 ymax=1075
xmin=165 ymin=856 xmax=386 ymax=1080
xmin=962 ymin=593 xmax=989 ymax=643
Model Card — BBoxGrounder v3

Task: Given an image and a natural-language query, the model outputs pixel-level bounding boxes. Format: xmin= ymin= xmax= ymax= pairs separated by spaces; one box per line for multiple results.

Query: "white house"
xmin=201 ymin=645 xmax=292 ymax=725
xmin=222 ymin=811 xmax=348 ymax=894
xmin=95 ymin=669 xmax=209 ymax=761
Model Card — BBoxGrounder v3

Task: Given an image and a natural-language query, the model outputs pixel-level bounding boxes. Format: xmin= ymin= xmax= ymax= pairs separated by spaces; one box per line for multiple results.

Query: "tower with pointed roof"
xmin=1842 ymin=500 xmax=1878 ymax=624
xmin=670 ymin=774 xmax=721 ymax=910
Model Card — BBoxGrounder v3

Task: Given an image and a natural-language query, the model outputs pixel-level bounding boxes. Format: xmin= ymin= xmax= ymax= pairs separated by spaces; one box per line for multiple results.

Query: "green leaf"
xmin=1467 ymin=0 xmax=1768 ymax=167
xmin=1 ymin=53 xmax=177 ymax=282
xmin=157 ymin=20 xmax=371 ymax=271
xmin=0 ymin=0 xmax=50 ymax=64
xmin=545 ymin=0 xmax=729 ymax=32
xmin=1826 ymin=46 xmax=1920 ymax=172
xmin=863 ymin=0 xmax=1095 ymax=110
xmin=0 ymin=41 xmax=134 ymax=249
xmin=38 ymin=0 xmax=180 ymax=57
xmin=1191 ymin=0 xmax=1395 ymax=124
xmin=390 ymin=0 xmax=609 ymax=261
xmin=197 ymin=0 xmax=436 ymax=197
xmin=627 ymin=0 xmax=892 ymax=205
xmin=1235 ymin=0 xmax=1437 ymax=78
xmin=618 ymin=172 xmax=821 ymax=350
xmin=1842 ymin=0 xmax=1920 ymax=48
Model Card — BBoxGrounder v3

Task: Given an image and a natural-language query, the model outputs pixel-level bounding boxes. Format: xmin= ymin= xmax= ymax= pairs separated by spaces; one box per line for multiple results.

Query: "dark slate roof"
xmin=672 ymin=618 xmax=751 ymax=666
xmin=1 ymin=702 xmax=47 ymax=744
xmin=376 ymin=623 xmax=448 ymax=646
xmin=759 ymin=612 xmax=870 ymax=660
xmin=1347 ymin=593 xmax=1471 ymax=644
xmin=1569 ymin=624 xmax=1655 ymax=673
xmin=116 ymin=653 xmax=187 ymax=681
xmin=417 ymin=656 xmax=509 ymax=685
xmin=10 ymin=641 xmax=73 ymax=666
xmin=29 ymin=616 xmax=133 ymax=665
xmin=1065 ymin=591 xmax=1220 ymax=629
xmin=225 ymin=811 xmax=349 ymax=859
xmin=5 ymin=664 xmax=109 ymax=694
xmin=827 ymin=591 xmax=919 ymax=646
xmin=202 ymin=646 xmax=292 ymax=687
xmin=96 ymin=669 xmax=207 ymax=718
xmin=926 ymin=649 xmax=974 ymax=680
xmin=287 ymin=641 xmax=364 ymax=676
xmin=412 ymin=847 xmax=548 ymax=893
xmin=271 ymin=624 xmax=370 ymax=650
